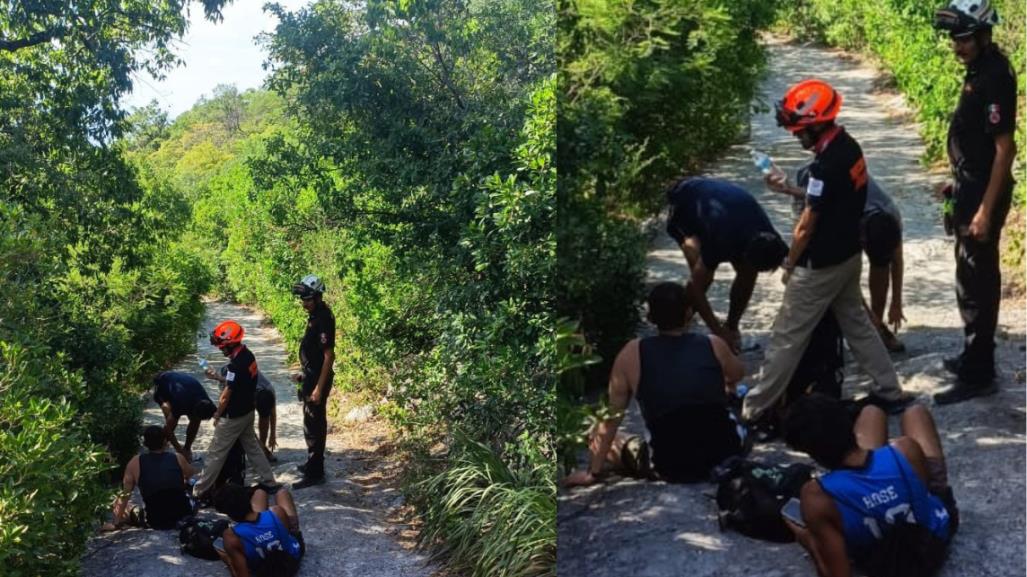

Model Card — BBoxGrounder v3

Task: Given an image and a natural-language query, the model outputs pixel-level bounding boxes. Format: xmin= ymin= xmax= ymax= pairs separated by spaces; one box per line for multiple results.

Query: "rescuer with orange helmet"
xmin=192 ymin=319 xmax=278 ymax=501
xmin=742 ymin=79 xmax=913 ymax=423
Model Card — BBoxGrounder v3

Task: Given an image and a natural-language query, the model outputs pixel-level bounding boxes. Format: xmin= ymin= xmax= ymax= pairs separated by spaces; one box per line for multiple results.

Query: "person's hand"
xmin=213 ymin=413 xmax=221 ymax=427
xmin=781 ymin=268 xmax=792 ymax=286
xmin=309 ymin=388 xmax=322 ymax=405
xmin=204 ymin=368 xmax=217 ymax=380
xmin=292 ymin=372 xmax=304 ymax=384
xmin=268 ymin=435 xmax=277 ymax=452
xmin=887 ymin=301 xmax=905 ymax=331
xmin=933 ymin=181 xmax=953 ymax=201
xmin=713 ymin=325 xmax=740 ymax=353
xmin=562 ymin=469 xmax=598 ymax=488
xmin=968 ymin=207 xmax=991 ymax=241
xmin=764 ymin=172 xmax=789 ymax=194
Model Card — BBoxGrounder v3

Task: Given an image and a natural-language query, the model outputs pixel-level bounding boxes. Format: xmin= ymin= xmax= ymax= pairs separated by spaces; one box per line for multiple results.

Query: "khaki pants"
xmin=194 ymin=410 xmax=275 ymax=496
xmin=742 ymin=254 xmax=902 ymax=422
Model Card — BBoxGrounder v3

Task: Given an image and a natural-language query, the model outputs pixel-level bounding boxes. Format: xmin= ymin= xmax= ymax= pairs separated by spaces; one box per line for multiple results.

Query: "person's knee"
xmin=858 ymin=404 xmax=887 ymax=423
xmin=901 ymin=404 xmax=935 ymax=432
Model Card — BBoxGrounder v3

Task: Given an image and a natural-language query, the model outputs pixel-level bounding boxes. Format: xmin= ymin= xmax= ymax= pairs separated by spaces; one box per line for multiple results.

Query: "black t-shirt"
xmin=224 ymin=346 xmax=258 ymax=418
xmin=801 ymin=128 xmax=867 ymax=268
xmin=300 ymin=302 xmax=336 ymax=394
xmin=947 ymin=46 xmax=1016 ymax=222
xmin=153 ymin=372 xmax=212 ymax=418
xmin=666 ymin=178 xmax=780 ymax=268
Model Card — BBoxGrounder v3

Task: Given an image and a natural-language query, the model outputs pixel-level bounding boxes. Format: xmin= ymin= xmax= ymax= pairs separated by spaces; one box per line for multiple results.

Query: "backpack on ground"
xmin=713 ymin=456 xmax=814 ymax=543
xmin=179 ymin=518 xmax=230 ymax=561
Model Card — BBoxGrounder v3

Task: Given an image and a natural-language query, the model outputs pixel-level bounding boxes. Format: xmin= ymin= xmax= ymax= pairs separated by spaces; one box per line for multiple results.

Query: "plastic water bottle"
xmin=198 ymin=358 xmax=209 ymax=370
xmin=750 ymin=149 xmax=786 ymax=182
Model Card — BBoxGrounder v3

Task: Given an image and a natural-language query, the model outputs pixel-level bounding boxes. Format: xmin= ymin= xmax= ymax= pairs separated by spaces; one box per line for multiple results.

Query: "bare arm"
xmin=680 ymin=236 xmax=723 ymax=335
xmin=109 ymin=457 xmax=139 ymax=528
xmin=160 ymin=403 xmax=183 ymax=452
xmin=564 ymin=340 xmax=637 ymax=486
xmin=708 ymin=334 xmax=744 ymax=391
xmin=785 ymin=207 xmax=819 ymax=271
xmin=589 ymin=341 xmax=635 ymax=475
xmin=215 ymin=387 xmax=232 ymax=421
xmin=220 ymin=529 xmax=250 ymax=577
xmin=793 ymin=481 xmax=852 ymax=577
xmin=269 ymin=404 xmax=277 ymax=451
xmin=888 ymin=240 xmax=904 ymax=329
xmin=175 ymin=451 xmax=195 ymax=479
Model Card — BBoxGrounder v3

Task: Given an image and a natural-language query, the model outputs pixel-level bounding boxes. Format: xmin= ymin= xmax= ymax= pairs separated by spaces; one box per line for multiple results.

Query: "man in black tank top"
xmin=564 ymin=283 xmax=748 ymax=486
xmin=102 ymin=426 xmax=195 ymax=531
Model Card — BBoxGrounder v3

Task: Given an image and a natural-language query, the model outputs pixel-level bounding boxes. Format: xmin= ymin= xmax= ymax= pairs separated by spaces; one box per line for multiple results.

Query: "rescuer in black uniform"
xmin=932 ymin=0 xmax=1017 ymax=404
xmin=291 ymin=274 xmax=336 ymax=488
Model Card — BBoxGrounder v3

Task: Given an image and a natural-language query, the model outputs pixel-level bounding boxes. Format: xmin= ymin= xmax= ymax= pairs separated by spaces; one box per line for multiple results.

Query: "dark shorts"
xmin=860 ymin=211 xmax=901 ymax=268
xmin=255 ymin=388 xmax=275 ymax=418
xmin=648 ymin=406 xmax=748 ymax=483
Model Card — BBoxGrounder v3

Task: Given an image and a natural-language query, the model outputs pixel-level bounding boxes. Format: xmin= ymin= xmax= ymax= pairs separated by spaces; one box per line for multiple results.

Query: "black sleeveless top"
xmin=138 ymin=451 xmax=191 ymax=529
xmin=637 ymin=333 xmax=741 ymax=482
xmin=637 ymin=333 xmax=726 ymax=425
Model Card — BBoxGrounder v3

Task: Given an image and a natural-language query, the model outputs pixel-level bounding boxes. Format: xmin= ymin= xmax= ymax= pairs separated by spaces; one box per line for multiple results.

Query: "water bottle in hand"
xmin=750 ymin=149 xmax=786 ymax=183
xmin=199 ymin=358 xmax=209 ymax=370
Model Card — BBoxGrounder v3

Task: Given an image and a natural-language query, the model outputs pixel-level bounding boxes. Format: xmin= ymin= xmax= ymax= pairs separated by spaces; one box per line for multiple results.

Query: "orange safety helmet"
xmin=210 ymin=320 xmax=244 ymax=348
xmin=775 ymin=79 xmax=842 ymax=133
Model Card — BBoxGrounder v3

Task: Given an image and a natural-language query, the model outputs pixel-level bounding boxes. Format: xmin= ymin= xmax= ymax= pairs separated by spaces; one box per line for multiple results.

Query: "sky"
xmin=122 ymin=0 xmax=310 ymax=118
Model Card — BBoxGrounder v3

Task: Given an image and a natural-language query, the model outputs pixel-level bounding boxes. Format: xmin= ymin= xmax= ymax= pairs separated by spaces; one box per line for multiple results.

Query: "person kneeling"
xmin=214 ymin=484 xmax=304 ymax=577
xmin=564 ymin=282 xmax=748 ymax=486
xmin=782 ymin=395 xmax=958 ymax=577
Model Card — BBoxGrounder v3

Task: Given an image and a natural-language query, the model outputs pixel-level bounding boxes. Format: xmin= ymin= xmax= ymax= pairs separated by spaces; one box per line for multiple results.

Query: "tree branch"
xmin=0 ymin=27 xmax=67 ymax=52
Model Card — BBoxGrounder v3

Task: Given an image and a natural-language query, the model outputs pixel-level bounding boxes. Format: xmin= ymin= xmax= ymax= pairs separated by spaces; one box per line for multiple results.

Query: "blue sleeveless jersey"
xmin=819 ymin=445 xmax=950 ymax=559
xmin=232 ymin=510 xmax=301 ymax=570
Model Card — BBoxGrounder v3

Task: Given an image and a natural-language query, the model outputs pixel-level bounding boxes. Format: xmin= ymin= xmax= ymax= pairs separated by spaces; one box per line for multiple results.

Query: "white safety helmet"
xmin=934 ymin=0 xmax=999 ymax=37
xmin=291 ymin=274 xmax=325 ymax=300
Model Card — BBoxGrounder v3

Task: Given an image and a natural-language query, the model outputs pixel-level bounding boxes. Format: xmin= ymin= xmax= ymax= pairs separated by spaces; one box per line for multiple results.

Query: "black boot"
xmin=933 ymin=378 xmax=998 ymax=405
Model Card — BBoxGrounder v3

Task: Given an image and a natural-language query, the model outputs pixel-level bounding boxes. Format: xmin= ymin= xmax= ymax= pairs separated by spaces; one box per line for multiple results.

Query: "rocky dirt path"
xmin=558 ymin=37 xmax=1025 ymax=577
xmin=81 ymin=300 xmax=436 ymax=577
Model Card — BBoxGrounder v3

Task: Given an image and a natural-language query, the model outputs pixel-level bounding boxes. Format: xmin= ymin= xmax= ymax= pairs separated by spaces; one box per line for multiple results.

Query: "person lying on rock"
xmin=214 ymin=484 xmax=305 ymax=577
xmin=102 ymin=425 xmax=195 ymax=531
xmin=782 ymin=394 xmax=957 ymax=577
xmin=153 ymin=370 xmax=218 ymax=463
xmin=665 ymin=177 xmax=790 ymax=352
xmin=563 ymin=282 xmax=748 ymax=486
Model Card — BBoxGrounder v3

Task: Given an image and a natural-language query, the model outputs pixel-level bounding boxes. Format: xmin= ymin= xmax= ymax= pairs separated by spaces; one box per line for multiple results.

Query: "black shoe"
xmin=296 ymin=463 xmax=307 ymax=475
xmin=933 ymin=379 xmax=998 ymax=405
xmin=861 ymin=391 xmax=917 ymax=415
xmin=942 ymin=355 xmax=962 ymax=375
xmin=293 ymin=475 xmax=326 ymax=490
xmin=877 ymin=325 xmax=906 ymax=353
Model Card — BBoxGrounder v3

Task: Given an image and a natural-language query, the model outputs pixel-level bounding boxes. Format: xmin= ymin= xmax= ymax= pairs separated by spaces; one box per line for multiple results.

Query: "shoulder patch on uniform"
xmin=806 ymin=177 xmax=825 ymax=198
xmin=988 ymin=104 xmax=1001 ymax=125
xmin=225 ymin=370 xmax=236 ymax=382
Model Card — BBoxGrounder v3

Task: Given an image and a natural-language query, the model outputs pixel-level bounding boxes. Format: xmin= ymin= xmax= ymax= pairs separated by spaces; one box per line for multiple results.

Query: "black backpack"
xmin=714 ymin=457 xmax=814 ymax=543
xmin=787 ymin=311 xmax=844 ymax=401
xmin=179 ymin=518 xmax=230 ymax=561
